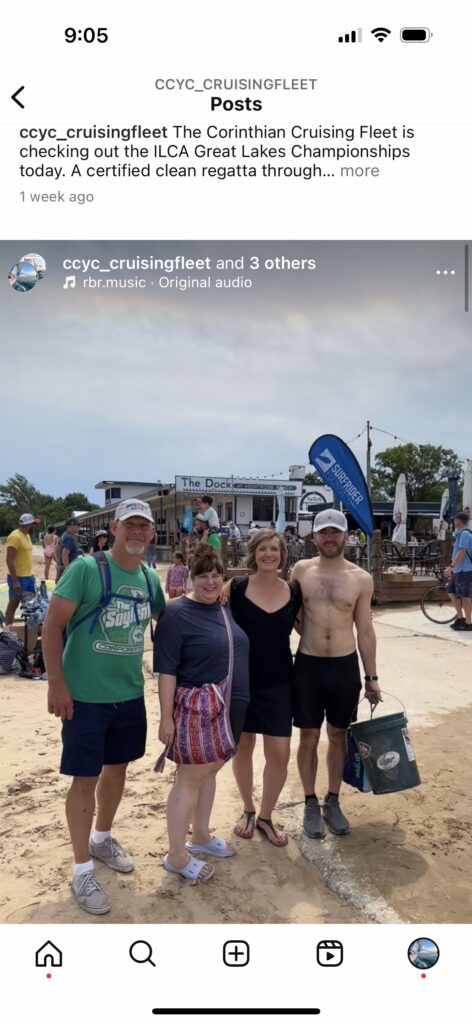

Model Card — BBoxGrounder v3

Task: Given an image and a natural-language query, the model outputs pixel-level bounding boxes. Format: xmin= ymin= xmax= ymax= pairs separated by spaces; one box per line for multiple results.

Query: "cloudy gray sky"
xmin=1 ymin=240 xmax=469 ymax=502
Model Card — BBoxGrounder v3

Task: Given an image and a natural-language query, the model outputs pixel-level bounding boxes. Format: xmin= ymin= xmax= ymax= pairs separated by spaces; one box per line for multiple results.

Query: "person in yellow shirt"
xmin=5 ymin=512 xmax=40 ymax=624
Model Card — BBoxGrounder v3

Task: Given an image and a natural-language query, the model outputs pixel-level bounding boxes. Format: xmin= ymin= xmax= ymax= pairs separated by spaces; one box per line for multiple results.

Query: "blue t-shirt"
xmin=154 ymin=597 xmax=250 ymax=701
xmin=452 ymin=528 xmax=472 ymax=573
xmin=58 ymin=530 xmax=80 ymax=566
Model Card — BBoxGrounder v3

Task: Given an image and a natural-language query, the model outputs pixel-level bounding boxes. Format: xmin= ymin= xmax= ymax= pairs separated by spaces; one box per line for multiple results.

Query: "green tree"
xmin=0 ymin=475 xmax=99 ymax=537
xmin=304 ymin=471 xmax=324 ymax=485
xmin=371 ymin=444 xmax=461 ymax=501
xmin=62 ymin=492 xmax=99 ymax=513
xmin=0 ymin=473 xmax=43 ymax=511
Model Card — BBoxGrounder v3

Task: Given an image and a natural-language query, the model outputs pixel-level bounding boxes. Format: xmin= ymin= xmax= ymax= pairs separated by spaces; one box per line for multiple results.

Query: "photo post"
xmin=1 ymin=3 xmax=471 ymax=1021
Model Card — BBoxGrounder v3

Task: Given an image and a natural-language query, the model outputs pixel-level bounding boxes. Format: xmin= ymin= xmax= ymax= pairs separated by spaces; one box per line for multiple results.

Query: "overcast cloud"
xmin=1 ymin=240 xmax=469 ymax=502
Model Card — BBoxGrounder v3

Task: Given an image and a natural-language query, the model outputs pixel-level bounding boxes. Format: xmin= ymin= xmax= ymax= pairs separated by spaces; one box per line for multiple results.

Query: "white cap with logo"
xmin=19 ymin=512 xmax=40 ymax=525
xmin=313 ymin=509 xmax=349 ymax=533
xmin=114 ymin=499 xmax=154 ymax=523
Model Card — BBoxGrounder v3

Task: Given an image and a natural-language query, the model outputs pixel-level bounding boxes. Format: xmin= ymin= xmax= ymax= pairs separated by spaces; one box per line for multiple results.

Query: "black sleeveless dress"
xmin=230 ymin=577 xmax=302 ymax=737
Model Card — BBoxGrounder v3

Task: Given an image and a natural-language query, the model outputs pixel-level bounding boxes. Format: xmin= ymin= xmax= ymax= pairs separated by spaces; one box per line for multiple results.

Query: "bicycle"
xmin=420 ymin=569 xmax=456 ymax=624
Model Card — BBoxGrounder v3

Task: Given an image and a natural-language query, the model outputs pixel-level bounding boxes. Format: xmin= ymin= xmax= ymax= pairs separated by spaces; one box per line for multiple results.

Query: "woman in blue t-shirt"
xmin=154 ymin=543 xmax=250 ymax=882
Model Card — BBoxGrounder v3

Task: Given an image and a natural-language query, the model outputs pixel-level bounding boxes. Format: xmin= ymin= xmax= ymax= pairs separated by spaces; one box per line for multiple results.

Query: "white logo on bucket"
xmin=376 ymin=751 xmax=400 ymax=771
xmin=358 ymin=742 xmax=371 ymax=759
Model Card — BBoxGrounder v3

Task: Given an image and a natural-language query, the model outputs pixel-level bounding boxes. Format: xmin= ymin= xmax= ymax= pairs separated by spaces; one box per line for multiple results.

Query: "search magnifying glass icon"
xmin=129 ymin=940 xmax=156 ymax=967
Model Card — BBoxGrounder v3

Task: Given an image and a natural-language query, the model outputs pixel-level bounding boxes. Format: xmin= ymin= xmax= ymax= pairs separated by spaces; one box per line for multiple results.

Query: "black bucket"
xmin=350 ymin=696 xmax=421 ymax=794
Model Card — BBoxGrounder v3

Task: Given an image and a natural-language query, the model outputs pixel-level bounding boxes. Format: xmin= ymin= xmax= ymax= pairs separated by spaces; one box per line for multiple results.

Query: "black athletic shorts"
xmin=293 ymin=651 xmax=362 ymax=730
xmin=230 ymin=698 xmax=250 ymax=746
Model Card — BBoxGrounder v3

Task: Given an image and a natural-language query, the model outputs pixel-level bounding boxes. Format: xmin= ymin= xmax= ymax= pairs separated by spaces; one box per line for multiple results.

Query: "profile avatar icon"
xmin=8 ymin=252 xmax=47 ymax=293
xmin=408 ymin=937 xmax=439 ymax=969
xmin=22 ymin=252 xmax=47 ymax=279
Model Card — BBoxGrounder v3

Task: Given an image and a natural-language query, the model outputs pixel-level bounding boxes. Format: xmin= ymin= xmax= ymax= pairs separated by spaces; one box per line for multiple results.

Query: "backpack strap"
xmin=140 ymin=562 xmax=156 ymax=642
xmin=67 ymin=552 xmax=157 ymax=637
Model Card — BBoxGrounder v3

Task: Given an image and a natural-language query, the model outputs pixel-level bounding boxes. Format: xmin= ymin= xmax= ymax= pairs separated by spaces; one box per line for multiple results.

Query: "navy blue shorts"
xmin=447 ymin=571 xmax=472 ymax=599
xmin=60 ymin=696 xmax=147 ymax=777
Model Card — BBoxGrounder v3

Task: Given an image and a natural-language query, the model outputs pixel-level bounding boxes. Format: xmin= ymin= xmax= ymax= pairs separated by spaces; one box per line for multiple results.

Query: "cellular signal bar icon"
xmin=338 ymin=28 xmax=362 ymax=43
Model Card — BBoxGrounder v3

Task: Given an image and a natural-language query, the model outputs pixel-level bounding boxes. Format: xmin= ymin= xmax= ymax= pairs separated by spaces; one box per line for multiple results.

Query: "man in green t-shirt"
xmin=42 ymin=498 xmax=165 ymax=916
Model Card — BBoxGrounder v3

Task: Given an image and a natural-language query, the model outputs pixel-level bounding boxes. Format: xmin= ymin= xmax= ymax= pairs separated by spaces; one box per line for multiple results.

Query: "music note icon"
xmin=63 ymin=275 xmax=76 ymax=289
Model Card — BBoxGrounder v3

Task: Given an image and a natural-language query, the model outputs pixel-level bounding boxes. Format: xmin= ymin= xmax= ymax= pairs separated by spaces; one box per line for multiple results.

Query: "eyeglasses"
xmin=119 ymin=520 xmax=154 ymax=533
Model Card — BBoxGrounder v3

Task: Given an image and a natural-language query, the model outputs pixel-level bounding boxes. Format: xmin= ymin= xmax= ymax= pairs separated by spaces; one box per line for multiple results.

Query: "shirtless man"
xmin=292 ymin=509 xmax=381 ymax=838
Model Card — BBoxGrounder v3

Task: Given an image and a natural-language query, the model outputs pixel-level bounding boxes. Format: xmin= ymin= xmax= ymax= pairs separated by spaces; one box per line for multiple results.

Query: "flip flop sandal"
xmin=233 ymin=810 xmax=256 ymax=839
xmin=185 ymin=837 xmax=237 ymax=858
xmin=256 ymin=817 xmax=288 ymax=847
xmin=163 ymin=854 xmax=215 ymax=881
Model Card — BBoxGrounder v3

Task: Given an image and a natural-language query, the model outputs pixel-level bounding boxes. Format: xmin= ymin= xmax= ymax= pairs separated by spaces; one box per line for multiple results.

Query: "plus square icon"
xmin=223 ymin=940 xmax=250 ymax=967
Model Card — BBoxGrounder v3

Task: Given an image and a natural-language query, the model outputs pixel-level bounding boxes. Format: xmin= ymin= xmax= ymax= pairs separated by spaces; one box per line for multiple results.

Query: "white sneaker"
xmin=89 ymin=836 xmax=134 ymax=873
xmin=71 ymin=870 xmax=111 ymax=915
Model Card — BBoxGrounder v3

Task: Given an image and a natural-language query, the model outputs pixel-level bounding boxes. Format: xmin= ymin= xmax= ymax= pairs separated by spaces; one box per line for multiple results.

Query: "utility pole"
xmin=366 ymin=420 xmax=372 ymax=573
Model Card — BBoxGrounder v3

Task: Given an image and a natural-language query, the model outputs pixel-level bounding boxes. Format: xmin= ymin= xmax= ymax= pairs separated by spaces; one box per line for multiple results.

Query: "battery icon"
xmin=400 ymin=28 xmax=431 ymax=42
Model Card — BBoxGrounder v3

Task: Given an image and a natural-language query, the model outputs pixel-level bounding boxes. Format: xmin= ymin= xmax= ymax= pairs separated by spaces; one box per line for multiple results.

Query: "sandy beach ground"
xmin=1 ymin=546 xmax=471 ymax=925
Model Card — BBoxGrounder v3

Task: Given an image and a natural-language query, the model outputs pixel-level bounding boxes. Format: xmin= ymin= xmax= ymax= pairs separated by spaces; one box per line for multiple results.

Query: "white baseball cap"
xmin=114 ymin=499 xmax=154 ymax=523
xmin=313 ymin=509 xmax=348 ymax=533
xmin=19 ymin=512 xmax=40 ymax=525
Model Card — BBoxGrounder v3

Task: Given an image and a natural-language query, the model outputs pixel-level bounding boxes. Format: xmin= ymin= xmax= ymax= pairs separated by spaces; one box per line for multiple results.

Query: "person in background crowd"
xmin=228 ymin=521 xmax=241 ymax=542
xmin=444 ymin=510 xmax=472 ymax=631
xmin=43 ymin=525 xmax=59 ymax=580
xmin=380 ymin=519 xmax=390 ymax=538
xmin=146 ymin=536 xmax=157 ymax=568
xmin=195 ymin=513 xmax=221 ymax=551
xmin=165 ymin=551 xmax=189 ymax=598
xmin=5 ymin=512 xmax=40 ymax=624
xmin=92 ymin=530 xmax=109 ymax=553
xmin=196 ymin=495 xmax=220 ymax=537
xmin=56 ymin=519 xmax=81 ymax=583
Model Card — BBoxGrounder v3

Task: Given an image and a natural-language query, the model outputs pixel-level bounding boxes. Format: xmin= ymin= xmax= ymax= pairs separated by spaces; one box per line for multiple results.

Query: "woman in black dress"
xmin=224 ymin=529 xmax=302 ymax=846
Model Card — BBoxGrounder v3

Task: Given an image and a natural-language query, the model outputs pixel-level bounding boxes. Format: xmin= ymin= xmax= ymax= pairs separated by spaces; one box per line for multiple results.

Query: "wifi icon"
xmin=371 ymin=27 xmax=391 ymax=42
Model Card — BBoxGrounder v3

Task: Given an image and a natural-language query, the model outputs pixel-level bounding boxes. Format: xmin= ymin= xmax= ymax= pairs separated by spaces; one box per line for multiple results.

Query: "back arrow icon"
xmin=12 ymin=86 xmax=25 ymax=108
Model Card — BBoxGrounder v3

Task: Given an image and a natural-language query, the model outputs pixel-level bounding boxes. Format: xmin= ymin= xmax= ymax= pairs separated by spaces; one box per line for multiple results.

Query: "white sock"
xmin=73 ymin=860 xmax=94 ymax=877
xmin=92 ymin=830 xmax=112 ymax=844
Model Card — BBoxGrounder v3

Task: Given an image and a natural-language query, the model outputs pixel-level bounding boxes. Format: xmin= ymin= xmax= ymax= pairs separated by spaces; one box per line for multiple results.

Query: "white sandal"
xmin=163 ymin=854 xmax=215 ymax=881
xmin=185 ymin=837 xmax=236 ymax=858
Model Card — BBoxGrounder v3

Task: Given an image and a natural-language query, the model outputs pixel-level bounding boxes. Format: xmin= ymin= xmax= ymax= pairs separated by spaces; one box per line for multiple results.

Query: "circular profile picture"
xmin=21 ymin=252 xmax=47 ymax=279
xmin=407 ymin=937 xmax=440 ymax=970
xmin=8 ymin=260 xmax=38 ymax=292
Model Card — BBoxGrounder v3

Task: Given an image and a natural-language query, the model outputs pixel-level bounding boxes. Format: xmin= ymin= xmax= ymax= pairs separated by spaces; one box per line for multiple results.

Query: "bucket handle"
xmin=359 ymin=690 xmax=406 ymax=720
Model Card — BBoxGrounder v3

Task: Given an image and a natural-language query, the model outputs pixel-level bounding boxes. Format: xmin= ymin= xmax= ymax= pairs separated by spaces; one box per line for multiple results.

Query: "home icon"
xmin=35 ymin=940 xmax=63 ymax=968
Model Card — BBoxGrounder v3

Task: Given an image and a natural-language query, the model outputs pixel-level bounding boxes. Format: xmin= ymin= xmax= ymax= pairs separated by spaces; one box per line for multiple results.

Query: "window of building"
xmin=105 ymin=487 xmax=121 ymax=503
xmin=225 ymin=503 xmax=233 ymax=521
xmin=252 ymin=497 xmax=275 ymax=522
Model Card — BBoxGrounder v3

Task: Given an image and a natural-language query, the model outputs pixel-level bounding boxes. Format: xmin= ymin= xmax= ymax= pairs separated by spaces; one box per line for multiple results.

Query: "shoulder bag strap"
xmin=220 ymin=605 xmax=235 ymax=708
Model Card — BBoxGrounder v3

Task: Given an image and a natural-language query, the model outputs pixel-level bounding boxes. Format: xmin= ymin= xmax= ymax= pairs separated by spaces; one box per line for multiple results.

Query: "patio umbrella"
xmin=446 ymin=470 xmax=460 ymax=521
xmin=183 ymin=506 xmax=193 ymax=533
xmin=275 ymin=488 xmax=286 ymax=533
xmin=437 ymin=488 xmax=449 ymax=540
xmin=462 ymin=461 xmax=472 ymax=521
xmin=392 ymin=474 xmax=407 ymax=545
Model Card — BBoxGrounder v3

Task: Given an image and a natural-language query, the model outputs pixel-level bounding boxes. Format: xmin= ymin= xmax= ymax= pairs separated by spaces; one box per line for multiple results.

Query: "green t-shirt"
xmin=206 ymin=532 xmax=221 ymax=551
xmin=54 ymin=553 xmax=166 ymax=703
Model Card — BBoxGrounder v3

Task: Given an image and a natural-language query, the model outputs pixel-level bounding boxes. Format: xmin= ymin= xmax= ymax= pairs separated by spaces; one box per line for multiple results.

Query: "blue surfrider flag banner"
xmin=309 ymin=434 xmax=374 ymax=537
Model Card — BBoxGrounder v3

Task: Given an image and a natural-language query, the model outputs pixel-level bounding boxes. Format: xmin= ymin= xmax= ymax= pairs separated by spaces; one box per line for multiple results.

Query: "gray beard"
xmin=125 ymin=542 xmax=145 ymax=556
